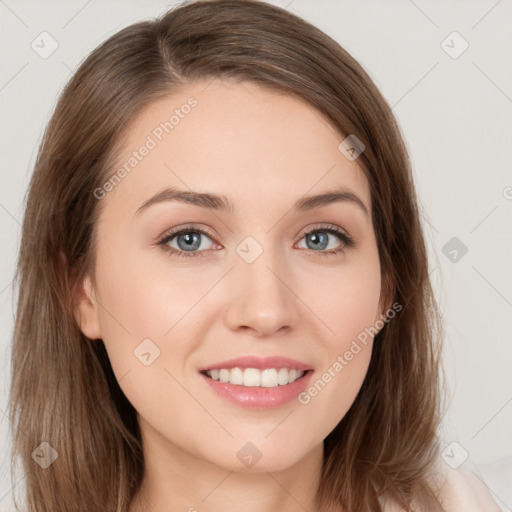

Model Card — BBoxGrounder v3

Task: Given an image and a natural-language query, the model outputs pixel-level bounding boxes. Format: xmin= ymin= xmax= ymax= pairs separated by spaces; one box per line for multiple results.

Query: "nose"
xmin=223 ymin=243 xmax=300 ymax=338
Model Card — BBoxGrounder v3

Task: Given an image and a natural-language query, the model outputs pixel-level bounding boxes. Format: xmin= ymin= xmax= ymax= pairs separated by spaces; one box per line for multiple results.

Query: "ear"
xmin=73 ymin=273 xmax=102 ymax=340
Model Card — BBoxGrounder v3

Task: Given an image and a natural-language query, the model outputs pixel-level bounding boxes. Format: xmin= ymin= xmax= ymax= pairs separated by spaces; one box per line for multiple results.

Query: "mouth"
xmin=200 ymin=367 xmax=312 ymax=388
xmin=198 ymin=355 xmax=314 ymax=409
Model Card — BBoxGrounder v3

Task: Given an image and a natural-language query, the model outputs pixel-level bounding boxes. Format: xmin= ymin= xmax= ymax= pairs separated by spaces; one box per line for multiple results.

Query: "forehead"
xmin=103 ymin=78 xmax=370 ymax=219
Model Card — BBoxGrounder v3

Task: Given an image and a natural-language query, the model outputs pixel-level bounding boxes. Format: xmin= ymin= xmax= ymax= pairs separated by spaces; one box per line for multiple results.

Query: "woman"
xmin=9 ymin=0 xmax=501 ymax=510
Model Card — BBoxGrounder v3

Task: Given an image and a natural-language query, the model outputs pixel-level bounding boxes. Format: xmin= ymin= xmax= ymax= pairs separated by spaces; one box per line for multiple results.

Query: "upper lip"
xmin=199 ymin=356 xmax=313 ymax=372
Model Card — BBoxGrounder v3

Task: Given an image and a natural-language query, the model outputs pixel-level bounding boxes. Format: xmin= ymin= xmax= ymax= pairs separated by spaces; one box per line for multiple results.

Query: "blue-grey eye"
xmin=306 ymin=232 xmax=329 ymax=250
xmin=166 ymin=230 xmax=215 ymax=252
xmin=298 ymin=229 xmax=347 ymax=252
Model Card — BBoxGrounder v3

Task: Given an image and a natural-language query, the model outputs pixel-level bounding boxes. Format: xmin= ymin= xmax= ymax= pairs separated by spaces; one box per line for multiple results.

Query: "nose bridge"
xmin=224 ymin=233 xmax=299 ymax=336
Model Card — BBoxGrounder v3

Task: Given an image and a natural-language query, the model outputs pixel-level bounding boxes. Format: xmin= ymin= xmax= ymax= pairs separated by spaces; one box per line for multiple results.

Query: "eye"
xmin=296 ymin=224 xmax=355 ymax=256
xmin=157 ymin=225 xmax=218 ymax=258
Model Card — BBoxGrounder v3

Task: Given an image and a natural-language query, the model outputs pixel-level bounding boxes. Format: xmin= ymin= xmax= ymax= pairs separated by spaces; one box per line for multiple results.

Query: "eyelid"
xmin=296 ymin=222 xmax=351 ymax=241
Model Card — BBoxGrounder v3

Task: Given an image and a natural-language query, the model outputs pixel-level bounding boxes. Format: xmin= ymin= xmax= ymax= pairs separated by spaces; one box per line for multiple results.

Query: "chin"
xmin=204 ymin=439 xmax=315 ymax=474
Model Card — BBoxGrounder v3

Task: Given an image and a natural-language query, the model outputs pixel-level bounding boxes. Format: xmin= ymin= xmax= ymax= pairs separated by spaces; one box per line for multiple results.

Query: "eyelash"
xmin=156 ymin=223 xmax=355 ymax=259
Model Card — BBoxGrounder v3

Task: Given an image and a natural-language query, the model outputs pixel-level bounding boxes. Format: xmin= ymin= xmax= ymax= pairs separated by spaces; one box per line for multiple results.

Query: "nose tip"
xmin=240 ymin=316 xmax=292 ymax=338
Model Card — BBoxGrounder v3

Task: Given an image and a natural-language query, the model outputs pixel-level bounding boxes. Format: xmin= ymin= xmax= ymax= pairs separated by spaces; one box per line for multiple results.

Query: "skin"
xmin=74 ymin=78 xmax=389 ymax=512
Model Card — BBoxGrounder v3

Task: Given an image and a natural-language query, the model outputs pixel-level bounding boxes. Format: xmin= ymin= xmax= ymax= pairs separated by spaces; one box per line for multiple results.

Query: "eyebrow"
xmin=135 ymin=186 xmax=369 ymax=217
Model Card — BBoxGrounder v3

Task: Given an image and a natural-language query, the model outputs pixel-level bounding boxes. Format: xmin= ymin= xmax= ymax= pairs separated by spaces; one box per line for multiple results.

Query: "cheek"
xmin=301 ymin=249 xmax=382 ymax=353
xmin=295 ymin=247 xmax=382 ymax=432
xmin=93 ymin=238 xmax=206 ymax=348
xmin=91 ymin=238 xmax=222 ymax=407
xmin=90 ymin=239 xmax=178 ymax=377
xmin=91 ymin=245 xmax=206 ymax=430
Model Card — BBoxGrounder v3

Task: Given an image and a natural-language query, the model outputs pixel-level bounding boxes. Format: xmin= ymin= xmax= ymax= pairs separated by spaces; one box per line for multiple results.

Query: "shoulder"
xmin=381 ymin=455 xmax=502 ymax=512
xmin=429 ymin=457 xmax=502 ymax=512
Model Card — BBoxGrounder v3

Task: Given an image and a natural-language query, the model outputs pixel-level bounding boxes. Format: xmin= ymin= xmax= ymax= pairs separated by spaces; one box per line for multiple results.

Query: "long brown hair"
xmin=9 ymin=1 xmax=444 ymax=510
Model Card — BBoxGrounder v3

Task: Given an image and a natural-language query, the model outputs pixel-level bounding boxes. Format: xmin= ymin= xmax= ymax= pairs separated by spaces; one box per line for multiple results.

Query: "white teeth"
xmin=261 ymin=369 xmax=277 ymax=387
xmin=205 ymin=367 xmax=305 ymax=387
xmin=277 ymin=368 xmax=289 ymax=385
xmin=230 ymin=367 xmax=244 ymax=385
xmin=243 ymin=368 xmax=260 ymax=387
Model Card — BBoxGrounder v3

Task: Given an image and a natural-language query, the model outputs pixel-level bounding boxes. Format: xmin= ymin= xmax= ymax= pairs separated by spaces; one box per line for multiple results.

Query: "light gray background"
xmin=1 ymin=1 xmax=511 ymax=510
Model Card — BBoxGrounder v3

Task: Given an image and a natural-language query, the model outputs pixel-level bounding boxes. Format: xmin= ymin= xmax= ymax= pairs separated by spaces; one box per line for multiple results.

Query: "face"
xmin=75 ymin=79 xmax=387 ymax=475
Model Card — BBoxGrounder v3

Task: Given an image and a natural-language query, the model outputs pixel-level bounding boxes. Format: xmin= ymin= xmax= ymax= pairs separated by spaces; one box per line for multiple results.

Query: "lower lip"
xmin=199 ymin=371 xmax=314 ymax=410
